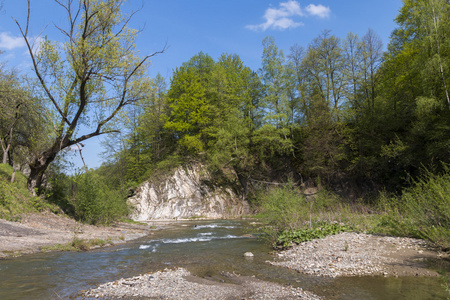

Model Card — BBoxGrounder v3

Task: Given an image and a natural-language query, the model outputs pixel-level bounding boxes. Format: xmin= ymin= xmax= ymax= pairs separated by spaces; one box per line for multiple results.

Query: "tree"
xmin=14 ymin=0 xmax=164 ymax=192
xmin=137 ymin=74 xmax=170 ymax=164
xmin=0 ymin=70 xmax=47 ymax=168
xmin=164 ymin=65 xmax=210 ymax=154
xmin=287 ymin=44 xmax=307 ymax=125
xmin=260 ymin=36 xmax=291 ymax=128
xmin=0 ymin=72 xmax=25 ymax=164
xmin=208 ymin=54 xmax=260 ymax=171
xmin=342 ymin=32 xmax=363 ymax=113
xmin=395 ymin=0 xmax=450 ymax=109
xmin=361 ymin=29 xmax=383 ymax=111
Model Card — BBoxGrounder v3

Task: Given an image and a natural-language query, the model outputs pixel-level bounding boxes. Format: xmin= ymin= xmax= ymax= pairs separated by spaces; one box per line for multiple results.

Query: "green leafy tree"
xmin=208 ymin=54 xmax=259 ymax=169
xmin=136 ymin=74 xmax=171 ymax=165
xmin=260 ymin=36 xmax=291 ymax=128
xmin=0 ymin=70 xmax=48 ymax=168
xmin=360 ymin=29 xmax=384 ymax=111
xmin=14 ymin=0 xmax=164 ymax=192
xmin=164 ymin=65 xmax=211 ymax=154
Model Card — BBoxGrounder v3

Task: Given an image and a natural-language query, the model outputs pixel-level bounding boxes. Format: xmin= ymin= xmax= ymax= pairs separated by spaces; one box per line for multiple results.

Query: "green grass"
xmin=374 ymin=170 xmax=450 ymax=248
xmin=0 ymin=164 xmax=56 ymax=221
xmin=253 ymin=170 xmax=450 ymax=250
xmin=118 ymin=218 xmax=147 ymax=225
xmin=42 ymin=237 xmax=112 ymax=252
xmin=252 ymin=182 xmax=376 ymax=248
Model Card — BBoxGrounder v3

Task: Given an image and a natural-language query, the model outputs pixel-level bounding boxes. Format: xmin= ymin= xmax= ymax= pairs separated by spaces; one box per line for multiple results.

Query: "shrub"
xmin=376 ymin=170 xmax=450 ymax=247
xmin=254 ymin=182 xmax=354 ymax=247
xmin=74 ymin=172 xmax=128 ymax=225
xmin=275 ymin=222 xmax=352 ymax=249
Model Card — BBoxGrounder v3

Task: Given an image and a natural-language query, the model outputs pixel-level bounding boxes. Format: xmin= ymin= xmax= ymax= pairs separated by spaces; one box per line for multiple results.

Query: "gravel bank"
xmin=270 ymin=232 xmax=443 ymax=277
xmin=83 ymin=267 xmax=322 ymax=299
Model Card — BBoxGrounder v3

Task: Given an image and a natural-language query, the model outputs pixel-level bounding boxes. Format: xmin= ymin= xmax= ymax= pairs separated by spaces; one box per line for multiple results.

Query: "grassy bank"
xmin=41 ymin=236 xmax=116 ymax=252
xmin=253 ymin=172 xmax=450 ymax=250
xmin=376 ymin=170 xmax=450 ymax=248
xmin=0 ymin=164 xmax=55 ymax=221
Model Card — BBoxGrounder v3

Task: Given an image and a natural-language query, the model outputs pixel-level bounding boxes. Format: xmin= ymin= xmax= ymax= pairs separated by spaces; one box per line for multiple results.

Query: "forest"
xmin=1 ymin=0 xmax=449 ymax=247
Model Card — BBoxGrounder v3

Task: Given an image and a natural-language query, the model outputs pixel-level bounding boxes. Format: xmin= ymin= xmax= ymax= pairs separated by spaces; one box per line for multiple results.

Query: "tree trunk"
xmin=1 ymin=138 xmax=11 ymax=164
xmin=2 ymin=150 xmax=7 ymax=165
xmin=236 ymin=171 xmax=249 ymax=200
xmin=11 ymin=167 xmax=16 ymax=183
xmin=430 ymin=2 xmax=450 ymax=108
xmin=27 ymin=147 xmax=59 ymax=194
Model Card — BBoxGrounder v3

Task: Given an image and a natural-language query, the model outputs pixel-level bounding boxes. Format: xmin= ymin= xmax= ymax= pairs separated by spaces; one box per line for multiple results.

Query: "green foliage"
xmin=255 ymin=182 xmax=307 ymax=232
xmin=375 ymin=169 xmax=450 ymax=247
xmin=43 ymin=237 xmax=111 ymax=252
xmin=439 ymin=271 xmax=450 ymax=300
xmin=16 ymin=0 xmax=160 ymax=192
xmin=0 ymin=164 xmax=53 ymax=220
xmin=73 ymin=172 xmax=128 ymax=225
xmin=164 ymin=56 xmax=213 ymax=156
xmin=254 ymin=182 xmax=358 ymax=247
xmin=276 ymin=222 xmax=351 ymax=249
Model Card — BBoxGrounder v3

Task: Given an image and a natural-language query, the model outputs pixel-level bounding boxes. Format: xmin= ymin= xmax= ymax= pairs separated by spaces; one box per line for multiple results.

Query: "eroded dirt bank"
xmin=0 ymin=212 xmax=150 ymax=258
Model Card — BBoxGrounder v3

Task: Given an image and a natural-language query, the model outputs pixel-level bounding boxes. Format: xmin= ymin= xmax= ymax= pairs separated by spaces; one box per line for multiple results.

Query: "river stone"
xmin=244 ymin=252 xmax=254 ymax=257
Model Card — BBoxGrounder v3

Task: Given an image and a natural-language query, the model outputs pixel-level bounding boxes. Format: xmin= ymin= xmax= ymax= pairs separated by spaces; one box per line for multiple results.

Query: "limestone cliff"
xmin=128 ymin=164 xmax=249 ymax=221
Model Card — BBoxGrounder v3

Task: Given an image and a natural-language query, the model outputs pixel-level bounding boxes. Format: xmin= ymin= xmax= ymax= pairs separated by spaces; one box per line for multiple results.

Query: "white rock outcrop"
xmin=128 ymin=164 xmax=248 ymax=221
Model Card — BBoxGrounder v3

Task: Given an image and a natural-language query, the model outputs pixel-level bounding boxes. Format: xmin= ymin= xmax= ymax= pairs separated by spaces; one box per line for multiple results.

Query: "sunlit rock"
xmin=128 ymin=164 xmax=249 ymax=221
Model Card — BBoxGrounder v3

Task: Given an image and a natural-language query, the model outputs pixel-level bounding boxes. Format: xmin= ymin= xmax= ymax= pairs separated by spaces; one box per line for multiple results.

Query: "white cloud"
xmin=305 ymin=4 xmax=331 ymax=19
xmin=0 ymin=32 xmax=26 ymax=50
xmin=246 ymin=1 xmax=331 ymax=32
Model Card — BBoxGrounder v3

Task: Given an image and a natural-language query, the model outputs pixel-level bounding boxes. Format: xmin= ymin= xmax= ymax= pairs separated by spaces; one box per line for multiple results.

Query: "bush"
xmin=74 ymin=172 xmax=128 ymax=225
xmin=254 ymin=182 xmax=353 ymax=247
xmin=276 ymin=222 xmax=352 ymax=249
xmin=376 ymin=170 xmax=450 ymax=247
xmin=255 ymin=182 xmax=307 ymax=232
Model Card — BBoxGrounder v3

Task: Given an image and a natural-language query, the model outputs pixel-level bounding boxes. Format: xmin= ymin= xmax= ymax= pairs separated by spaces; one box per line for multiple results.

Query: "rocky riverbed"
xmin=270 ymin=232 xmax=446 ymax=277
xmin=82 ymin=231 xmax=449 ymax=299
xmin=83 ymin=267 xmax=321 ymax=299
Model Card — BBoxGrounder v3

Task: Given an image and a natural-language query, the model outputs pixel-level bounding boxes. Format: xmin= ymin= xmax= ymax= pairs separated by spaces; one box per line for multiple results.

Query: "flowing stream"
xmin=0 ymin=220 xmax=447 ymax=299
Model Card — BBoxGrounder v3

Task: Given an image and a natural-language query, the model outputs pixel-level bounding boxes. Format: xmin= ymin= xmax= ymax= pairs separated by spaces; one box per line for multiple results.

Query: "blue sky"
xmin=0 ymin=0 xmax=403 ymax=171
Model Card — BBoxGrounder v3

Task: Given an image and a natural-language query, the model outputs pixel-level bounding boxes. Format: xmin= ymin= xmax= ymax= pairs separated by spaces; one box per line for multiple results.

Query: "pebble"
xmin=269 ymin=232 xmax=430 ymax=278
xmin=84 ymin=267 xmax=322 ymax=299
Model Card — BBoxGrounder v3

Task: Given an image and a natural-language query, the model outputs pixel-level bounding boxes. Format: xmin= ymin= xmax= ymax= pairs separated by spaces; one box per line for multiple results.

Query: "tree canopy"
xmin=3 ymin=0 xmax=450 ymax=200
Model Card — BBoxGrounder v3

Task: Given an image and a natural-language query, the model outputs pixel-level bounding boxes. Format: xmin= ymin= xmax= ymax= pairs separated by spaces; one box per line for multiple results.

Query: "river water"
xmin=0 ymin=220 xmax=447 ymax=299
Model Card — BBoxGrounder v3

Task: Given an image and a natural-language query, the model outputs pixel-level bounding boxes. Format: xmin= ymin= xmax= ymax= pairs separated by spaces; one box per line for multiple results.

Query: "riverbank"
xmin=270 ymin=232 xmax=448 ymax=277
xmin=0 ymin=211 xmax=151 ymax=258
xmin=83 ymin=267 xmax=322 ymax=299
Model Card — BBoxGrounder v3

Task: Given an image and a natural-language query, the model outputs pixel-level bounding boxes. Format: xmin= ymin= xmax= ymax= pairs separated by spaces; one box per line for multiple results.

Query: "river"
xmin=0 ymin=220 xmax=447 ymax=299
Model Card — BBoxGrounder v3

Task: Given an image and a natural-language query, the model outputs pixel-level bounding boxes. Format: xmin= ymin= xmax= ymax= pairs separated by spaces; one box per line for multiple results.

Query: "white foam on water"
xmin=198 ymin=232 xmax=213 ymax=236
xmin=139 ymin=243 xmax=159 ymax=252
xmin=222 ymin=235 xmax=242 ymax=239
xmin=193 ymin=224 xmax=236 ymax=229
xmin=161 ymin=237 xmax=213 ymax=244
